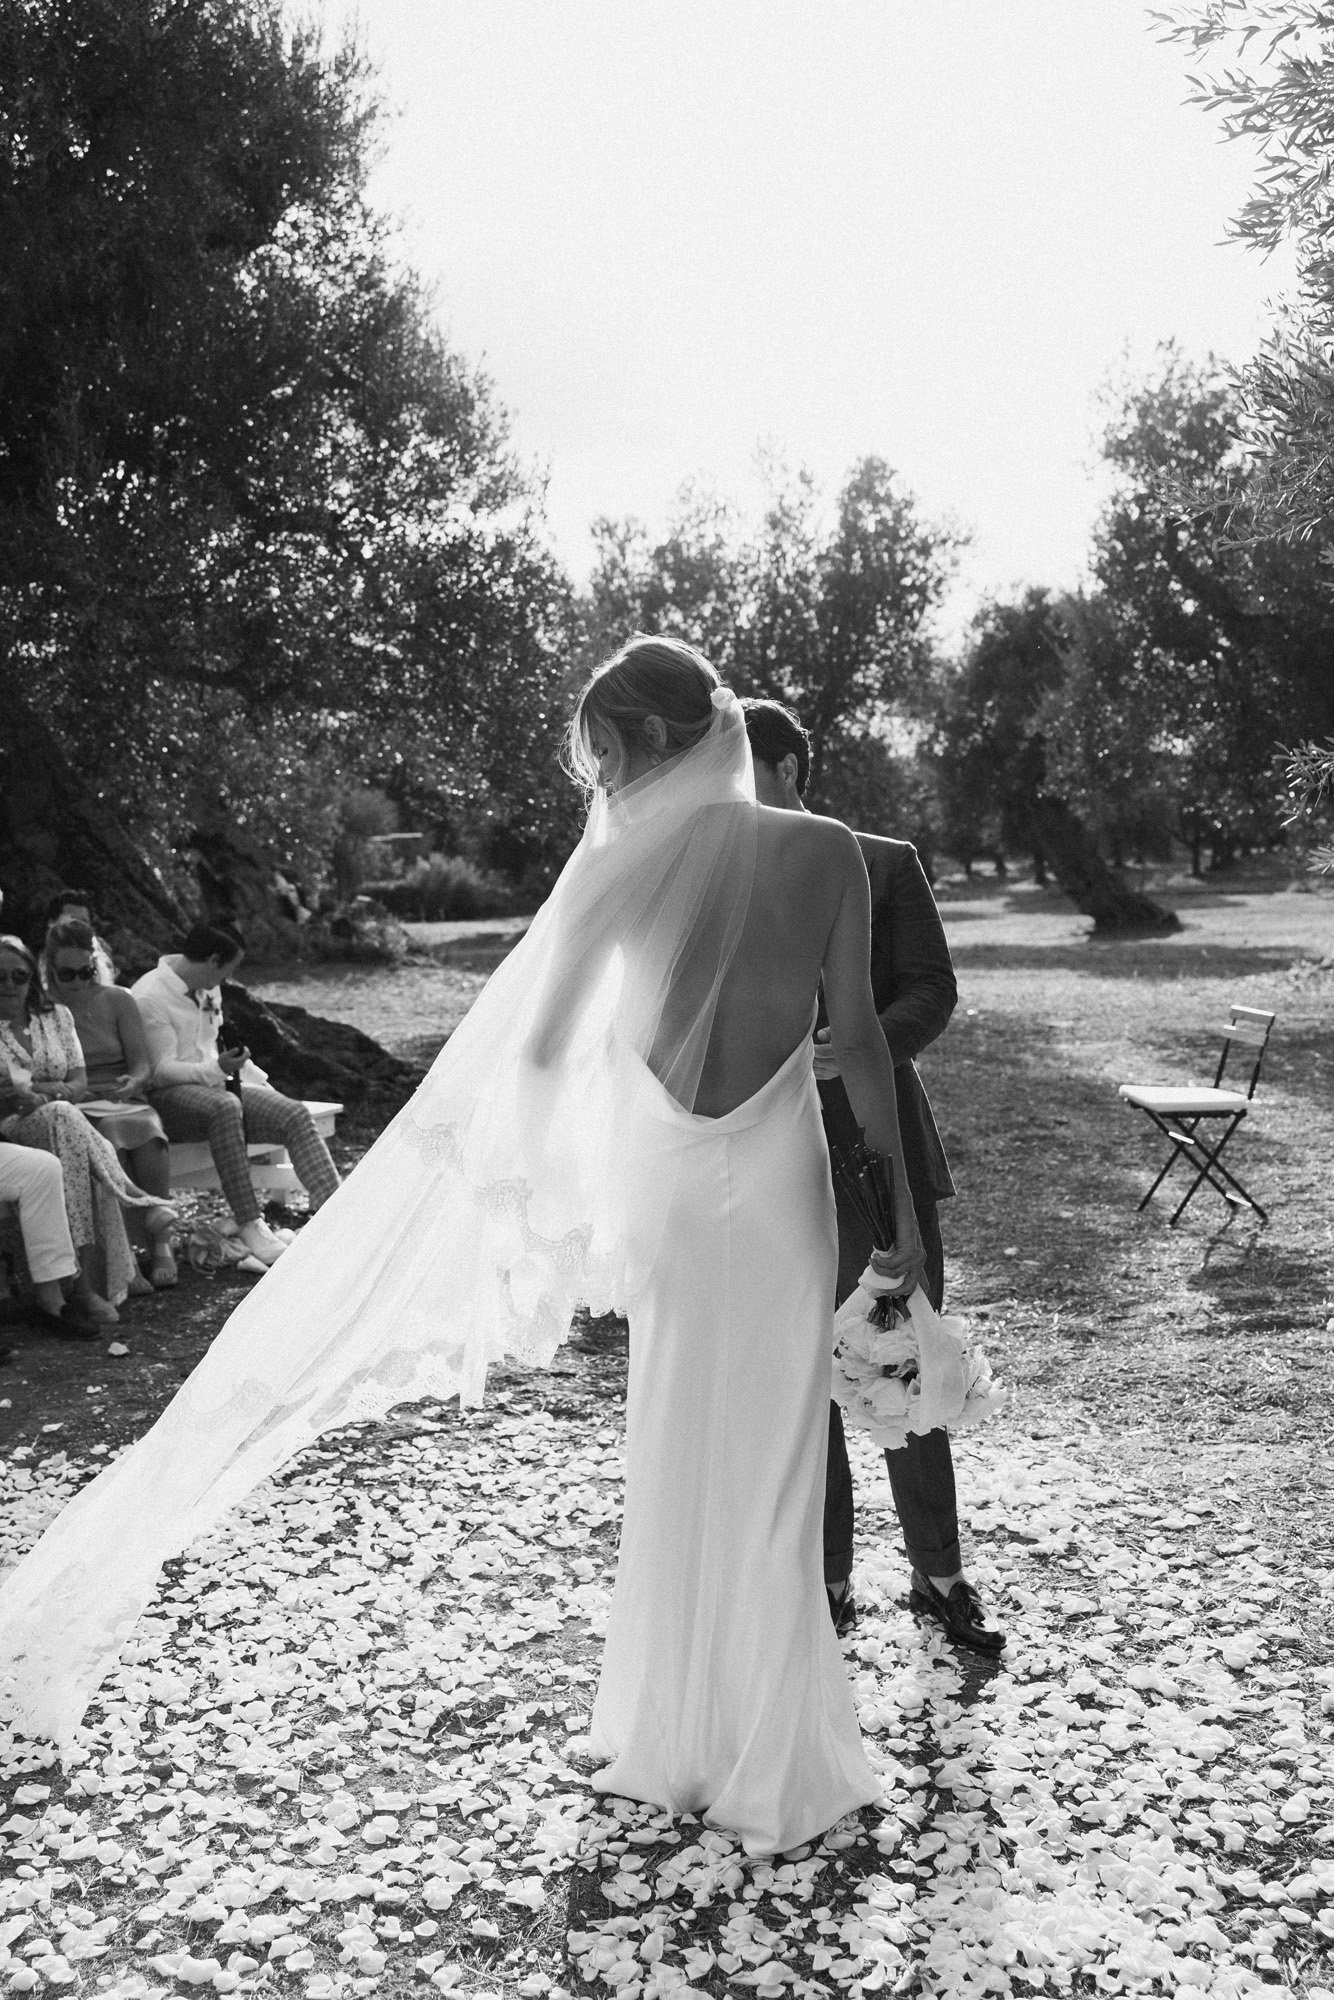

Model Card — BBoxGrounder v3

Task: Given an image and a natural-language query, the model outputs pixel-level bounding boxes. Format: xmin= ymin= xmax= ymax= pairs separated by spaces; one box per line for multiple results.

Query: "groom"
xmin=743 ymin=699 xmax=1004 ymax=1656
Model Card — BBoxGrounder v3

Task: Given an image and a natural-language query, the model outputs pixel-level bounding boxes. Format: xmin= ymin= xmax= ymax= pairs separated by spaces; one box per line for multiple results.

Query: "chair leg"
xmin=1168 ymin=1119 xmax=1239 ymax=1213
xmin=1168 ymin=1158 xmax=1236 ymax=1225
xmin=1180 ymin=1129 xmax=1267 ymax=1225
xmin=1136 ymin=1144 xmax=1192 ymax=1200
xmin=1168 ymin=1116 xmax=1266 ymax=1226
xmin=1136 ymin=1111 xmax=1192 ymax=1210
xmin=1209 ymin=1167 xmax=1268 ymax=1223
xmin=1132 ymin=1108 xmax=1266 ymax=1224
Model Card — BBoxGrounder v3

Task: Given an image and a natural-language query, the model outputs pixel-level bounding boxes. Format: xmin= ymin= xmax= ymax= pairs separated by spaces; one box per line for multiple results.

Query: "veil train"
xmin=0 ymin=691 xmax=758 ymax=1751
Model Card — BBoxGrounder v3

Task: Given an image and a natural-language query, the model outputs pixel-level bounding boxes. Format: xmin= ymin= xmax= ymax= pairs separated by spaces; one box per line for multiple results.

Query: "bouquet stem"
xmin=828 ymin=1131 xmax=908 ymax=1326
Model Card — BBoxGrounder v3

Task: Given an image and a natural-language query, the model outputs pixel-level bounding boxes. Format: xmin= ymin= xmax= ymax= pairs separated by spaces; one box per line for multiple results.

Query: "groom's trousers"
xmin=822 ymin=1192 xmax=962 ymax=1588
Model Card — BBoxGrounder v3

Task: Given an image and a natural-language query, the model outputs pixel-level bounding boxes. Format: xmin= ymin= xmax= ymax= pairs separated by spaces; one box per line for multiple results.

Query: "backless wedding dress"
xmin=591 ymin=1038 xmax=877 ymax=1851
xmin=0 ymin=690 xmax=877 ymax=1853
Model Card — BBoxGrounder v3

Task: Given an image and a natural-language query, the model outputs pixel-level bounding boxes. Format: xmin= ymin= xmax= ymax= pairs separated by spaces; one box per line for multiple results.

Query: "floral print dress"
xmin=0 ymin=1009 xmax=160 ymax=1303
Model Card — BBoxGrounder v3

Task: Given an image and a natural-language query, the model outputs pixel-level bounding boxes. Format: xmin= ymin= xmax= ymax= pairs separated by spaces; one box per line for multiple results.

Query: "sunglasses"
xmin=53 ymin=965 xmax=96 ymax=984
xmin=0 ymin=969 xmax=31 ymax=987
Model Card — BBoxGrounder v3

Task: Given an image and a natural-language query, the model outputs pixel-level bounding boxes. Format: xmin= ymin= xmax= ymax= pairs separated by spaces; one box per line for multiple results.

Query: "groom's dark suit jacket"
xmin=818 ymin=836 xmax=957 ymax=1261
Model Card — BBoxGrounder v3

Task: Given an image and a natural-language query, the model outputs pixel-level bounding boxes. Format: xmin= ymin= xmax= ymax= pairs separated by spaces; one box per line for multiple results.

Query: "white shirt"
xmin=129 ymin=958 xmax=227 ymax=1089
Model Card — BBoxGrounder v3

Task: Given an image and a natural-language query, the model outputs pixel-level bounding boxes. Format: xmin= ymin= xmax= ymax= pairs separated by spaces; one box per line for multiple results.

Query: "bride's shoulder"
xmin=758 ymin=803 xmax=859 ymax=855
xmin=755 ymin=805 xmax=862 ymax=883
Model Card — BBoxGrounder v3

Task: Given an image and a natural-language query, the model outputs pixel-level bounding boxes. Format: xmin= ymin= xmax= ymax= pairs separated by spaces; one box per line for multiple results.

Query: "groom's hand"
xmin=870 ymin=1242 xmax=927 ymax=1296
xmin=812 ymin=1026 xmax=841 ymax=1081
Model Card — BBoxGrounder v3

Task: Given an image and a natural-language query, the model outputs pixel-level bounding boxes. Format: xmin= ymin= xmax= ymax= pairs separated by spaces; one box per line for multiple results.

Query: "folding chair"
xmin=1118 ymin=1005 xmax=1276 ymax=1225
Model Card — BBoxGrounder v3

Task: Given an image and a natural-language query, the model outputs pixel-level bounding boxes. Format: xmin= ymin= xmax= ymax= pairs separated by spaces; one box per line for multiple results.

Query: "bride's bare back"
xmin=690 ymin=802 xmax=921 ymax=1279
xmin=693 ymin=806 xmax=887 ymax=1126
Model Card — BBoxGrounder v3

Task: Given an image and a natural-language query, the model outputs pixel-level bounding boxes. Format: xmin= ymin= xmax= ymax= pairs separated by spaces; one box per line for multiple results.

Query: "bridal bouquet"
xmin=829 ymin=1137 xmax=1004 ymax=1451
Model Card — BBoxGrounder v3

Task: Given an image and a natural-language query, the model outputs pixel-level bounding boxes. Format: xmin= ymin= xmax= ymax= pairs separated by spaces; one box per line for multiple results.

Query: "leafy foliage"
xmin=1156 ymin=2 xmax=1334 ymax=543
xmin=0 ymin=0 xmax=574 ymax=897
xmin=930 ymin=352 xmax=1334 ymax=880
xmin=1039 ymin=595 xmax=1181 ymax=868
xmin=368 ymin=852 xmax=520 ymax=921
xmin=1090 ymin=345 xmax=1334 ymax=863
xmin=1283 ymin=735 xmax=1334 ymax=868
xmin=585 ymin=455 xmax=962 ymax=824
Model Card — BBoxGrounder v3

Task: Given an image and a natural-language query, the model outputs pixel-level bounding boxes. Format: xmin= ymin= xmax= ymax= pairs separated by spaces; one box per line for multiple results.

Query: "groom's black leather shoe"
xmin=909 ymin=1572 xmax=1005 ymax=1654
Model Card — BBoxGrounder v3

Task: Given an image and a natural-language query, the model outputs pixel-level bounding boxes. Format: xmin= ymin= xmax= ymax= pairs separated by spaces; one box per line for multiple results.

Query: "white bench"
xmin=0 ymin=1104 xmax=344 ymax=1258
xmin=168 ymin=1099 xmax=343 ymax=1198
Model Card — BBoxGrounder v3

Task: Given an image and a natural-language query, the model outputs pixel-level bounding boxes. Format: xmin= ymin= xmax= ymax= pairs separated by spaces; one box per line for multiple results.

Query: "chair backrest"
xmin=1211 ymin=1005 xmax=1276 ymax=1099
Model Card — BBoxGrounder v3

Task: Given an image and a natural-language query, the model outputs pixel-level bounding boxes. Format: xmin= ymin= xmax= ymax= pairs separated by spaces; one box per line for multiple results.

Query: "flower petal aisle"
xmin=1 ymin=1392 xmax=1330 ymax=2000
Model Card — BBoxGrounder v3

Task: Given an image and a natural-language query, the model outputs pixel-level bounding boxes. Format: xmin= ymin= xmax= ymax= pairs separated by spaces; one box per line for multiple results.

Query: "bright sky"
xmin=339 ymin=0 xmax=1293 ymax=631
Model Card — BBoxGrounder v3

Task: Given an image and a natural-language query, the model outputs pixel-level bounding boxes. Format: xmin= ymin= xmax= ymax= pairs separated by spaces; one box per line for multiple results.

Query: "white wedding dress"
xmin=0 ymin=691 xmax=877 ymax=1854
xmin=591 ymin=1038 xmax=878 ymax=1852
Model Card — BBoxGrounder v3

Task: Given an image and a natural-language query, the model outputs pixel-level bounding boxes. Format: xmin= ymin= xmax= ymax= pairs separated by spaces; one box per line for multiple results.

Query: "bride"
xmin=0 ymin=637 xmax=924 ymax=1857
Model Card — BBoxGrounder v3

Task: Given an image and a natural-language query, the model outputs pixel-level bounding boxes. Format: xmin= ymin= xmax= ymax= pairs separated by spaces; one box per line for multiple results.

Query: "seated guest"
xmin=41 ymin=919 xmax=177 ymax=1288
xmin=0 ymin=935 xmax=175 ymax=1320
xmin=0 ymin=1135 xmax=97 ymax=1345
xmin=43 ymin=887 xmax=116 ymax=984
xmin=133 ymin=923 xmax=341 ymax=1267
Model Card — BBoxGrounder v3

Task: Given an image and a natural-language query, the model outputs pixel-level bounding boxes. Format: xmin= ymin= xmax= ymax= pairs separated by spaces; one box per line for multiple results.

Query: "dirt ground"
xmin=1 ymin=868 xmax=1332 ymax=2000
xmin=7 ymin=873 xmax=1326 ymax=1502
xmin=919 ymin=869 xmax=1334 ymax=1580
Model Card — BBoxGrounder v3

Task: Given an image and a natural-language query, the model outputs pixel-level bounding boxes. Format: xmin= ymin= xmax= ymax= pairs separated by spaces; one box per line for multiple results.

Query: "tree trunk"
xmin=189 ymin=807 xmax=309 ymax=961
xmin=1028 ymin=795 xmax=1181 ymax=935
xmin=0 ymin=678 xmax=188 ymax=968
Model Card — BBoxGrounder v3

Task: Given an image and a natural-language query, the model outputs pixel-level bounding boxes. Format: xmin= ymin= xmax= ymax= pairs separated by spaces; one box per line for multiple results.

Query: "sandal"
xmin=149 ymin=1241 xmax=178 ymax=1289
xmin=146 ymin=1207 xmax=180 ymax=1290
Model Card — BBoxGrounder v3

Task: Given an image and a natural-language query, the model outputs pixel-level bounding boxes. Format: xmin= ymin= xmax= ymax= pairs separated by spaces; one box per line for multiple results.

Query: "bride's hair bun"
xmin=566 ymin=634 xmax=722 ymax=791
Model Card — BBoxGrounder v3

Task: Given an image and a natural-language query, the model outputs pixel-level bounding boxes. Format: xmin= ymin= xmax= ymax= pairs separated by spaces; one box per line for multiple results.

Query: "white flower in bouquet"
xmin=831 ymin=1261 xmax=1005 ymax=1451
xmin=858 ymin=1371 xmax=914 ymax=1425
xmin=834 ymin=1342 xmax=884 ymax=1388
xmin=859 ymin=1321 xmax=917 ymax=1369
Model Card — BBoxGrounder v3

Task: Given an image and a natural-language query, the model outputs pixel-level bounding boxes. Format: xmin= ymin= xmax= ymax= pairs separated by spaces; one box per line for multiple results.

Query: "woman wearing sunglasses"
xmin=40 ymin=921 xmax=177 ymax=1289
xmin=42 ymin=889 xmax=117 ymax=986
xmin=0 ymin=934 xmax=176 ymax=1321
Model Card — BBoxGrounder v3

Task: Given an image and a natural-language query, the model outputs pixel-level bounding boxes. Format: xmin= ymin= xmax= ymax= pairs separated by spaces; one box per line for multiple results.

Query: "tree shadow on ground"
xmin=948 ymin=940 xmax=1299 ymax=978
xmin=1154 ymin=888 xmax=1264 ymax=910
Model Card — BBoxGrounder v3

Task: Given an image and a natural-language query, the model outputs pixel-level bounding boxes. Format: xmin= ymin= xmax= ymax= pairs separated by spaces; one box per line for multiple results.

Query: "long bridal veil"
xmin=0 ymin=690 xmax=758 ymax=1751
